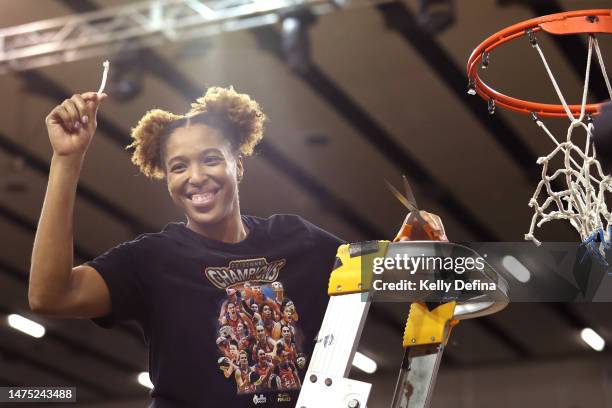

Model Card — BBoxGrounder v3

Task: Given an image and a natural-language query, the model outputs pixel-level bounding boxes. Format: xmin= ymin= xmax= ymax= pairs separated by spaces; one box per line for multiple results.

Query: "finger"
xmin=80 ymin=92 xmax=99 ymax=113
xmin=71 ymin=94 xmax=89 ymax=124
xmin=81 ymin=92 xmax=108 ymax=105
xmin=46 ymin=105 xmax=65 ymax=125
xmin=418 ymin=211 xmax=447 ymax=241
xmin=81 ymin=91 xmax=99 ymax=100
xmin=431 ymin=214 xmax=444 ymax=229
xmin=61 ymin=99 xmax=80 ymax=128
xmin=420 ymin=211 xmax=440 ymax=229
xmin=426 ymin=212 xmax=448 ymax=241
xmin=82 ymin=92 xmax=107 ymax=118
xmin=419 ymin=211 xmax=433 ymax=224
xmin=53 ymin=106 xmax=75 ymax=132
xmin=429 ymin=213 xmax=445 ymax=232
xmin=92 ymin=93 xmax=107 ymax=114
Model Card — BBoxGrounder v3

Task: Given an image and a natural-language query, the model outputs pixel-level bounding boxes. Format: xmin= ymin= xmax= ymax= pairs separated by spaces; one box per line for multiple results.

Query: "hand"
xmin=45 ymin=92 xmax=108 ymax=158
xmin=395 ymin=210 xmax=448 ymax=242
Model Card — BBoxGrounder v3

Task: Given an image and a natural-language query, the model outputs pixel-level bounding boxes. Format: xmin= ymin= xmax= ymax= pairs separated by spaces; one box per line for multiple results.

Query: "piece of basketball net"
xmin=525 ymin=34 xmax=612 ymax=246
xmin=97 ymin=60 xmax=110 ymax=95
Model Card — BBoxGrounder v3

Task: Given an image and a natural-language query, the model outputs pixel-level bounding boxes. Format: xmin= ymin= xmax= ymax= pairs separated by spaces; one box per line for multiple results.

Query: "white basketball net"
xmin=525 ymin=34 xmax=612 ymax=246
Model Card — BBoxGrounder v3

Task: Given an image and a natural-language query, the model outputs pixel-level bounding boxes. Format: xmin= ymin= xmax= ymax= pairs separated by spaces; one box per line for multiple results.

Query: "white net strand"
xmin=525 ymin=33 xmax=612 ymax=246
xmin=97 ymin=60 xmax=110 ymax=95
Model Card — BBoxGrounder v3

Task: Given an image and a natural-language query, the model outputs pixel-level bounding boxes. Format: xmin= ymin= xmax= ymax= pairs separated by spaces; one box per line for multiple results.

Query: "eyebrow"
xmin=166 ymin=148 xmax=224 ymax=165
xmin=167 ymin=155 xmax=187 ymax=166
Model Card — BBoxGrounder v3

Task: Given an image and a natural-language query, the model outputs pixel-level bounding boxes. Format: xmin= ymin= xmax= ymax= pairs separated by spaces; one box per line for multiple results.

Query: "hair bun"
xmin=128 ymin=87 xmax=266 ymax=179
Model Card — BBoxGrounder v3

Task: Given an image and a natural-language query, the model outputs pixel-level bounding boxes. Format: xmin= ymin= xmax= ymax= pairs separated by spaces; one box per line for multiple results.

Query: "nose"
xmin=187 ymin=163 xmax=208 ymax=186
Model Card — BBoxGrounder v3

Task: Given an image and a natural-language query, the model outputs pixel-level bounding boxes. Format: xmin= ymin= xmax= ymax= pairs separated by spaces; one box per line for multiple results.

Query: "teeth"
xmin=191 ymin=192 xmax=214 ymax=203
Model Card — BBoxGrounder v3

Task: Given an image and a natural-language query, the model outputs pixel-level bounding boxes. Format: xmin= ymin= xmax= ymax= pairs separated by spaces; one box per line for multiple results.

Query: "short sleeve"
xmin=87 ymin=236 xmax=147 ymax=328
xmin=301 ymin=218 xmax=346 ymax=250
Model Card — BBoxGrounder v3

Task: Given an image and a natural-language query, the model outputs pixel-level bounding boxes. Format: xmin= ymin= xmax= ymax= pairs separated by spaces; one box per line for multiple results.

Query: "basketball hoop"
xmin=467 ymin=9 xmax=612 ymax=117
xmin=467 ymin=9 xmax=612 ymax=254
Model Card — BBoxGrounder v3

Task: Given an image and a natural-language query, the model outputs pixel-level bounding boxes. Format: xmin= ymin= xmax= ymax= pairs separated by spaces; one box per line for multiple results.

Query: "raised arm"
xmin=29 ymin=92 xmax=110 ymax=318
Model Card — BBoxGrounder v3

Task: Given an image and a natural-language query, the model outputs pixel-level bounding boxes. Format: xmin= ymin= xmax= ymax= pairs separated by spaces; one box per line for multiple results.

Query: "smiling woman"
xmin=29 ymin=86 xmax=344 ymax=407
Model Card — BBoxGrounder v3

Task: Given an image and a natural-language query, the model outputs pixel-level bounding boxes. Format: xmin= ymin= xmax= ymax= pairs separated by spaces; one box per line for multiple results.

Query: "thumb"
xmin=92 ymin=92 xmax=108 ymax=110
xmin=85 ymin=93 xmax=107 ymax=120
xmin=96 ymin=92 xmax=109 ymax=103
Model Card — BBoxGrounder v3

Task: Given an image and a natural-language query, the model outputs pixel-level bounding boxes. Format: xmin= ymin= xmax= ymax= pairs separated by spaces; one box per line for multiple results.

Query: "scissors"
xmin=384 ymin=175 xmax=446 ymax=242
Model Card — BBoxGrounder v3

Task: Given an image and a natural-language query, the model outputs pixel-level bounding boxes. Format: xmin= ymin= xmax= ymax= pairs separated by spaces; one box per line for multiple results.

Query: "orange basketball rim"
xmin=467 ymin=9 xmax=612 ymax=118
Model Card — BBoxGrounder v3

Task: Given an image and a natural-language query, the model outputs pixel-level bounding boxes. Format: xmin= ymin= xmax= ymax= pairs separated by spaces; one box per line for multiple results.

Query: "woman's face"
xmin=229 ymin=344 xmax=238 ymax=359
xmin=164 ymin=124 xmax=242 ymax=230
xmin=258 ymin=349 xmax=266 ymax=363
xmin=239 ymin=351 xmax=248 ymax=367
xmin=282 ymin=326 xmax=291 ymax=341
xmin=256 ymin=325 xmax=265 ymax=339
xmin=227 ymin=302 xmax=236 ymax=318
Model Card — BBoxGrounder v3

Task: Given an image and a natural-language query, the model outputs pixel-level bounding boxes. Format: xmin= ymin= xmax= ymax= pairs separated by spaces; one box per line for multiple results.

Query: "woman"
xmin=29 ymin=86 xmax=448 ymax=406
xmin=29 ymin=87 xmax=344 ymax=407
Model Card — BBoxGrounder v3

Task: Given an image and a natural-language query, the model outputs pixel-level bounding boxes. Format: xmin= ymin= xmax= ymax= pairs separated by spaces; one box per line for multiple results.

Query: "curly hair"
xmin=128 ymin=86 xmax=266 ymax=179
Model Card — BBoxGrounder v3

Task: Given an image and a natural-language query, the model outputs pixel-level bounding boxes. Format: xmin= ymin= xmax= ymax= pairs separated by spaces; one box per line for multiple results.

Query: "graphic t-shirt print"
xmin=204 ymin=258 xmax=306 ymax=395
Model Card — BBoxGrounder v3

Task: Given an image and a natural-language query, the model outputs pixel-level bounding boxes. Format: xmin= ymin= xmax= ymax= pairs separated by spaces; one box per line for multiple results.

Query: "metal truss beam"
xmin=0 ymin=0 xmax=382 ymax=73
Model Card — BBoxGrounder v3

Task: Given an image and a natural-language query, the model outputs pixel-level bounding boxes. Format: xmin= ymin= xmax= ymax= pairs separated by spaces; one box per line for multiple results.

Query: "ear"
xmin=236 ymin=155 xmax=244 ymax=183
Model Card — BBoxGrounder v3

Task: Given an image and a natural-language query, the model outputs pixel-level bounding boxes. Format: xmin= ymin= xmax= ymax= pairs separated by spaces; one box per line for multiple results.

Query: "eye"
xmin=170 ymin=163 xmax=186 ymax=172
xmin=203 ymin=156 xmax=223 ymax=165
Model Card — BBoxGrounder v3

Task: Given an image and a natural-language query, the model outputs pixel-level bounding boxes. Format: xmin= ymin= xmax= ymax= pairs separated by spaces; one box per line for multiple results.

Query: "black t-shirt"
xmin=88 ymin=214 xmax=343 ymax=408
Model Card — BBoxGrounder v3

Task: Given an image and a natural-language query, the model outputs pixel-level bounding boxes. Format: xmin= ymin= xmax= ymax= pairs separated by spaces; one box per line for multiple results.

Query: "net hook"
xmin=481 ymin=51 xmax=490 ymax=69
xmin=467 ymin=78 xmax=476 ymax=95
xmin=526 ymin=29 xmax=537 ymax=47
xmin=488 ymin=98 xmax=496 ymax=115
xmin=586 ymin=15 xmax=599 ymax=24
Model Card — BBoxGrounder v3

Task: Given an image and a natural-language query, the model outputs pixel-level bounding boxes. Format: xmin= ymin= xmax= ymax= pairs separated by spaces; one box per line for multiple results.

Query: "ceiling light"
xmin=501 ymin=255 xmax=531 ymax=283
xmin=581 ymin=328 xmax=605 ymax=352
xmin=7 ymin=314 xmax=45 ymax=338
xmin=137 ymin=372 xmax=154 ymax=389
xmin=352 ymin=351 xmax=377 ymax=374
xmin=280 ymin=6 xmax=316 ymax=73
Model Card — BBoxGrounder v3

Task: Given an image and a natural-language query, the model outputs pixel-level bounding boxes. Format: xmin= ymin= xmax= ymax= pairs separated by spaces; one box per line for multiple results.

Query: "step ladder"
xmin=296 ymin=233 xmax=509 ymax=408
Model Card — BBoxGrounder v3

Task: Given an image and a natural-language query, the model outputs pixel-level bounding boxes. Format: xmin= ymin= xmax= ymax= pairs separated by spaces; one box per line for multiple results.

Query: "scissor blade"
xmin=402 ymin=175 xmax=419 ymax=211
xmin=385 ymin=179 xmax=418 ymax=212
xmin=400 ymin=175 xmax=429 ymax=226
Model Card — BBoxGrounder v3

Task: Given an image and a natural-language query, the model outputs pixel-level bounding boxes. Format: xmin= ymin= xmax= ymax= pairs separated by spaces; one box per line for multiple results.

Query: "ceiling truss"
xmin=0 ymin=0 xmax=385 ymax=73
